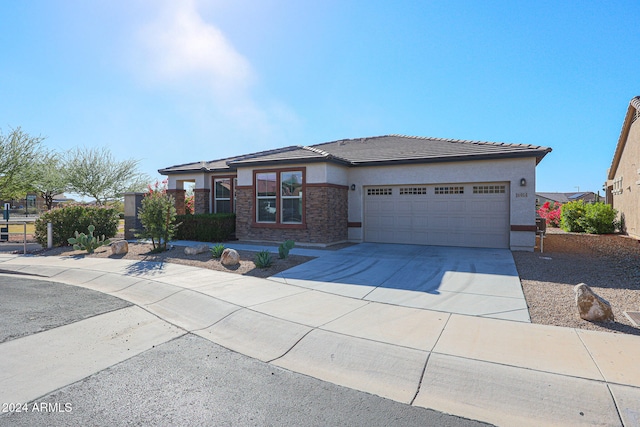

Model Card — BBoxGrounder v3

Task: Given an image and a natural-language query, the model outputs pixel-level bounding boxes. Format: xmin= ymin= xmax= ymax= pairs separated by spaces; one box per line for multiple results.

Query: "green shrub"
xmin=174 ymin=213 xmax=235 ymax=242
xmin=560 ymin=201 xmax=587 ymax=232
xmin=136 ymin=182 xmax=178 ymax=252
xmin=34 ymin=205 xmax=119 ymax=247
xmin=254 ymin=250 xmax=273 ymax=268
xmin=579 ymin=202 xmax=617 ymax=234
xmin=561 ymin=201 xmax=617 ymax=234
xmin=68 ymin=224 xmax=111 ymax=254
xmin=211 ymin=243 xmax=225 ymax=258
xmin=278 ymin=240 xmax=295 ymax=259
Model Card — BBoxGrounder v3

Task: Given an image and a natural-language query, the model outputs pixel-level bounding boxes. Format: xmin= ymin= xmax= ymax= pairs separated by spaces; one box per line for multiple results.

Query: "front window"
xmin=255 ymin=169 xmax=304 ymax=224
xmin=256 ymin=172 xmax=277 ymax=222
xmin=281 ymin=171 xmax=302 ymax=223
xmin=214 ymin=178 xmax=233 ymax=213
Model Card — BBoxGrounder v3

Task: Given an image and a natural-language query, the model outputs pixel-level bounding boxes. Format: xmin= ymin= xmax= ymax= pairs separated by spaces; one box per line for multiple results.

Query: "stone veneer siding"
xmin=235 ymin=185 xmax=348 ymax=244
xmin=194 ymin=188 xmax=210 ymax=214
xmin=123 ymin=192 xmax=145 ymax=240
xmin=167 ymin=189 xmax=186 ymax=215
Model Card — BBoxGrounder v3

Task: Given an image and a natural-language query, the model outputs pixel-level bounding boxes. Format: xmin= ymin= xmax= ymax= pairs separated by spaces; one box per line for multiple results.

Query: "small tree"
xmin=30 ymin=150 xmax=68 ymax=210
xmin=0 ymin=127 xmax=45 ymax=200
xmin=136 ymin=180 xmax=179 ymax=252
xmin=65 ymin=146 xmax=150 ymax=205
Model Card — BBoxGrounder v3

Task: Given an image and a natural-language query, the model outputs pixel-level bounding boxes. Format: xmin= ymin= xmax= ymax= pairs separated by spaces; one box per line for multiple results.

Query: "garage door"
xmin=364 ymin=183 xmax=510 ymax=248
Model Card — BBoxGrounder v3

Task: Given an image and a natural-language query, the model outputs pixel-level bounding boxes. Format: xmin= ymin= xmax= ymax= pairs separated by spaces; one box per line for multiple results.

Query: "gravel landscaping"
xmin=513 ymin=228 xmax=640 ymax=336
xmin=35 ymin=242 xmax=315 ymax=279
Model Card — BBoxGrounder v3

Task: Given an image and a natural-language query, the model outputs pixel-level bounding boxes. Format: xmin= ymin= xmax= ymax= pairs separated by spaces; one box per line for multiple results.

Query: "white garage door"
xmin=364 ymin=183 xmax=510 ymax=248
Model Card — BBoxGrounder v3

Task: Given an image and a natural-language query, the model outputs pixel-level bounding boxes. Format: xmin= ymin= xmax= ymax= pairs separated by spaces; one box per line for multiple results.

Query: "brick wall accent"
xmin=167 ymin=189 xmax=186 ymax=215
xmin=235 ymin=185 xmax=348 ymax=245
xmin=194 ymin=188 xmax=210 ymax=214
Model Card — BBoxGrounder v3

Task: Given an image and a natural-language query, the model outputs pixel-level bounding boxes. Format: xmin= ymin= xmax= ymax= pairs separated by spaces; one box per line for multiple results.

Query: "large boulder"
xmin=574 ymin=283 xmax=614 ymax=322
xmin=221 ymin=248 xmax=240 ymax=266
xmin=111 ymin=240 xmax=129 ymax=255
xmin=184 ymin=244 xmax=210 ymax=256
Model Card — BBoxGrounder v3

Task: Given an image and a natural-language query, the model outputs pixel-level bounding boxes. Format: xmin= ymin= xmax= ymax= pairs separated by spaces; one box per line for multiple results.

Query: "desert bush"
xmin=537 ymin=201 xmax=561 ymax=227
xmin=561 ymin=201 xmax=617 ymax=234
xmin=210 ymin=243 xmax=225 ymax=258
xmin=578 ymin=202 xmax=617 ymax=234
xmin=34 ymin=205 xmax=119 ymax=247
xmin=68 ymin=224 xmax=110 ymax=254
xmin=174 ymin=213 xmax=235 ymax=242
xmin=136 ymin=181 xmax=179 ymax=252
xmin=560 ymin=201 xmax=587 ymax=232
xmin=278 ymin=240 xmax=295 ymax=259
xmin=254 ymin=250 xmax=273 ymax=268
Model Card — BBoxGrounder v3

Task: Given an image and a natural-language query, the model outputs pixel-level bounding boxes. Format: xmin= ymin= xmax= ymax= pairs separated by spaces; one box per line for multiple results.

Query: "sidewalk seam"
xmin=410 ymin=313 xmax=452 ymax=405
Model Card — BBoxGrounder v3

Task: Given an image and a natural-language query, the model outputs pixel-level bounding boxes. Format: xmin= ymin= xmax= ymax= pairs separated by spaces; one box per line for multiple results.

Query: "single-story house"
xmin=536 ymin=192 xmax=601 ymax=208
xmin=159 ymin=134 xmax=551 ymax=251
xmin=606 ymin=96 xmax=640 ymax=237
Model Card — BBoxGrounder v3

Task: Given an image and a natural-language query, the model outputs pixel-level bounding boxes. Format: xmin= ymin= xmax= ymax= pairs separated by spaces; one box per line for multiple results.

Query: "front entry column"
xmin=167 ymin=189 xmax=186 ymax=215
xmin=194 ymin=188 xmax=210 ymax=214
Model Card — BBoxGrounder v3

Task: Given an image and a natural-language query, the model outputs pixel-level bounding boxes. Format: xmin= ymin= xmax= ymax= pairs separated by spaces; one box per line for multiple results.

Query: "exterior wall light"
xmin=520 ymin=178 xmax=527 ymax=187
xmin=350 ymin=184 xmax=356 ymax=191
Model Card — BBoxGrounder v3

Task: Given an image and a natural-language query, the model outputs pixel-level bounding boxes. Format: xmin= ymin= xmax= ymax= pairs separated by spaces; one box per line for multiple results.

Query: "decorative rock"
xmin=111 ymin=240 xmax=129 ymax=255
xmin=574 ymin=283 xmax=614 ymax=322
xmin=184 ymin=244 xmax=210 ymax=256
xmin=221 ymin=248 xmax=240 ymax=266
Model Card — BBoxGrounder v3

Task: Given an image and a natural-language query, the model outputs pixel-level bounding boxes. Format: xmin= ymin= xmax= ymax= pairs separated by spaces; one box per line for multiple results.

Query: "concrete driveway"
xmin=270 ymin=243 xmax=530 ymax=322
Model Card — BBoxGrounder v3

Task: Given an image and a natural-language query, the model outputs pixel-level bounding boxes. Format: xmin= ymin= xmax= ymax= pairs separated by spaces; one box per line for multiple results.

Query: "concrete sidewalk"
xmin=0 ymin=253 xmax=639 ymax=426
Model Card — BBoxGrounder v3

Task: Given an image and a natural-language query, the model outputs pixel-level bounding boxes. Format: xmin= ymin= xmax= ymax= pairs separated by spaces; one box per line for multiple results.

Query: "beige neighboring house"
xmin=160 ymin=134 xmax=551 ymax=251
xmin=606 ymin=96 xmax=640 ymax=238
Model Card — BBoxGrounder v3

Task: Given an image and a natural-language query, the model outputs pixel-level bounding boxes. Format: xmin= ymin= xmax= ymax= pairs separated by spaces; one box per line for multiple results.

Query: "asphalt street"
xmin=0 ymin=275 xmax=491 ymax=426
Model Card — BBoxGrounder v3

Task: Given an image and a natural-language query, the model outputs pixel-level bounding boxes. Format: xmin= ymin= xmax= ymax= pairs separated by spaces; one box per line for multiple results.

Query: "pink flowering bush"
xmin=537 ymin=201 xmax=562 ymax=227
xmin=185 ymin=195 xmax=194 ymax=215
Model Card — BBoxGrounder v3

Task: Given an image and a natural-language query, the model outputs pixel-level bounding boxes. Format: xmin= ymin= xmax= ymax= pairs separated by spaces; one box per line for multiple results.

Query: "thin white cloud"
xmin=130 ymin=0 xmax=303 ymax=151
xmin=135 ymin=0 xmax=253 ymax=98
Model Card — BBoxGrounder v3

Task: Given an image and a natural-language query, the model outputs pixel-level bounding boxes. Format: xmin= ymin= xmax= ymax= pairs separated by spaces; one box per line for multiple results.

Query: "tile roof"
xmin=536 ymin=192 xmax=600 ymax=203
xmin=608 ymin=96 xmax=640 ymax=180
xmin=159 ymin=134 xmax=551 ymax=174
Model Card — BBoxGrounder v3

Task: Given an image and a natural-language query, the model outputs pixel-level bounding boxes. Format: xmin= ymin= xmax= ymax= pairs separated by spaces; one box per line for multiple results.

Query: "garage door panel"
xmin=364 ymin=183 xmax=510 ymax=249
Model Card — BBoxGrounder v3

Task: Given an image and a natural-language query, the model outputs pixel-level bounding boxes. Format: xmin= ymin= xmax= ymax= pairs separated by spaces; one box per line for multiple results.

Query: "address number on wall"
xmin=515 ymin=192 xmax=528 ymax=198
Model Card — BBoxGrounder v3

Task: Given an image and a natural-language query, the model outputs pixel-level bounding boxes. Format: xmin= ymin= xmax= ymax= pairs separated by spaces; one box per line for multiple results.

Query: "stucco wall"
xmin=236 ymin=163 xmax=347 ymax=186
xmin=345 ymin=157 xmax=538 ymax=250
xmin=611 ymin=118 xmax=640 ymax=237
xmin=167 ymin=173 xmax=210 ymax=190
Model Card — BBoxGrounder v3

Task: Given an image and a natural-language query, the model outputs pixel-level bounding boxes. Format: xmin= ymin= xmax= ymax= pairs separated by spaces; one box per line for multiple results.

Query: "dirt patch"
xmin=36 ymin=242 xmax=314 ymax=279
xmin=513 ymin=229 xmax=640 ymax=335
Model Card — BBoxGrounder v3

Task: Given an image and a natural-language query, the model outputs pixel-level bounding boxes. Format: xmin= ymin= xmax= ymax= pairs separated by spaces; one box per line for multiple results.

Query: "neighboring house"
xmin=536 ymin=192 xmax=601 ymax=208
xmin=0 ymin=193 xmax=74 ymax=213
xmin=159 ymin=134 xmax=551 ymax=251
xmin=606 ymin=96 xmax=640 ymax=237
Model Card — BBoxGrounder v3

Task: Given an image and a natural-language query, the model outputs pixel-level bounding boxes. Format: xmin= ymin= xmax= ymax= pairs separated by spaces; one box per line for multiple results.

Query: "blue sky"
xmin=1 ymin=0 xmax=639 ymax=194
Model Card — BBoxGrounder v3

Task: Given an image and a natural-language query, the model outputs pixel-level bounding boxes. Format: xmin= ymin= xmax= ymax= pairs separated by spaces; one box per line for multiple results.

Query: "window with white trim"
xmin=255 ymin=170 xmax=304 ymax=224
xmin=256 ymin=172 xmax=277 ymax=222
xmin=613 ymin=177 xmax=623 ymax=195
xmin=399 ymin=187 xmax=427 ymax=195
xmin=435 ymin=186 xmax=464 ymax=194
xmin=214 ymin=178 xmax=233 ymax=213
xmin=473 ymin=185 xmax=506 ymax=194
xmin=367 ymin=188 xmax=392 ymax=196
xmin=281 ymin=171 xmax=302 ymax=223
